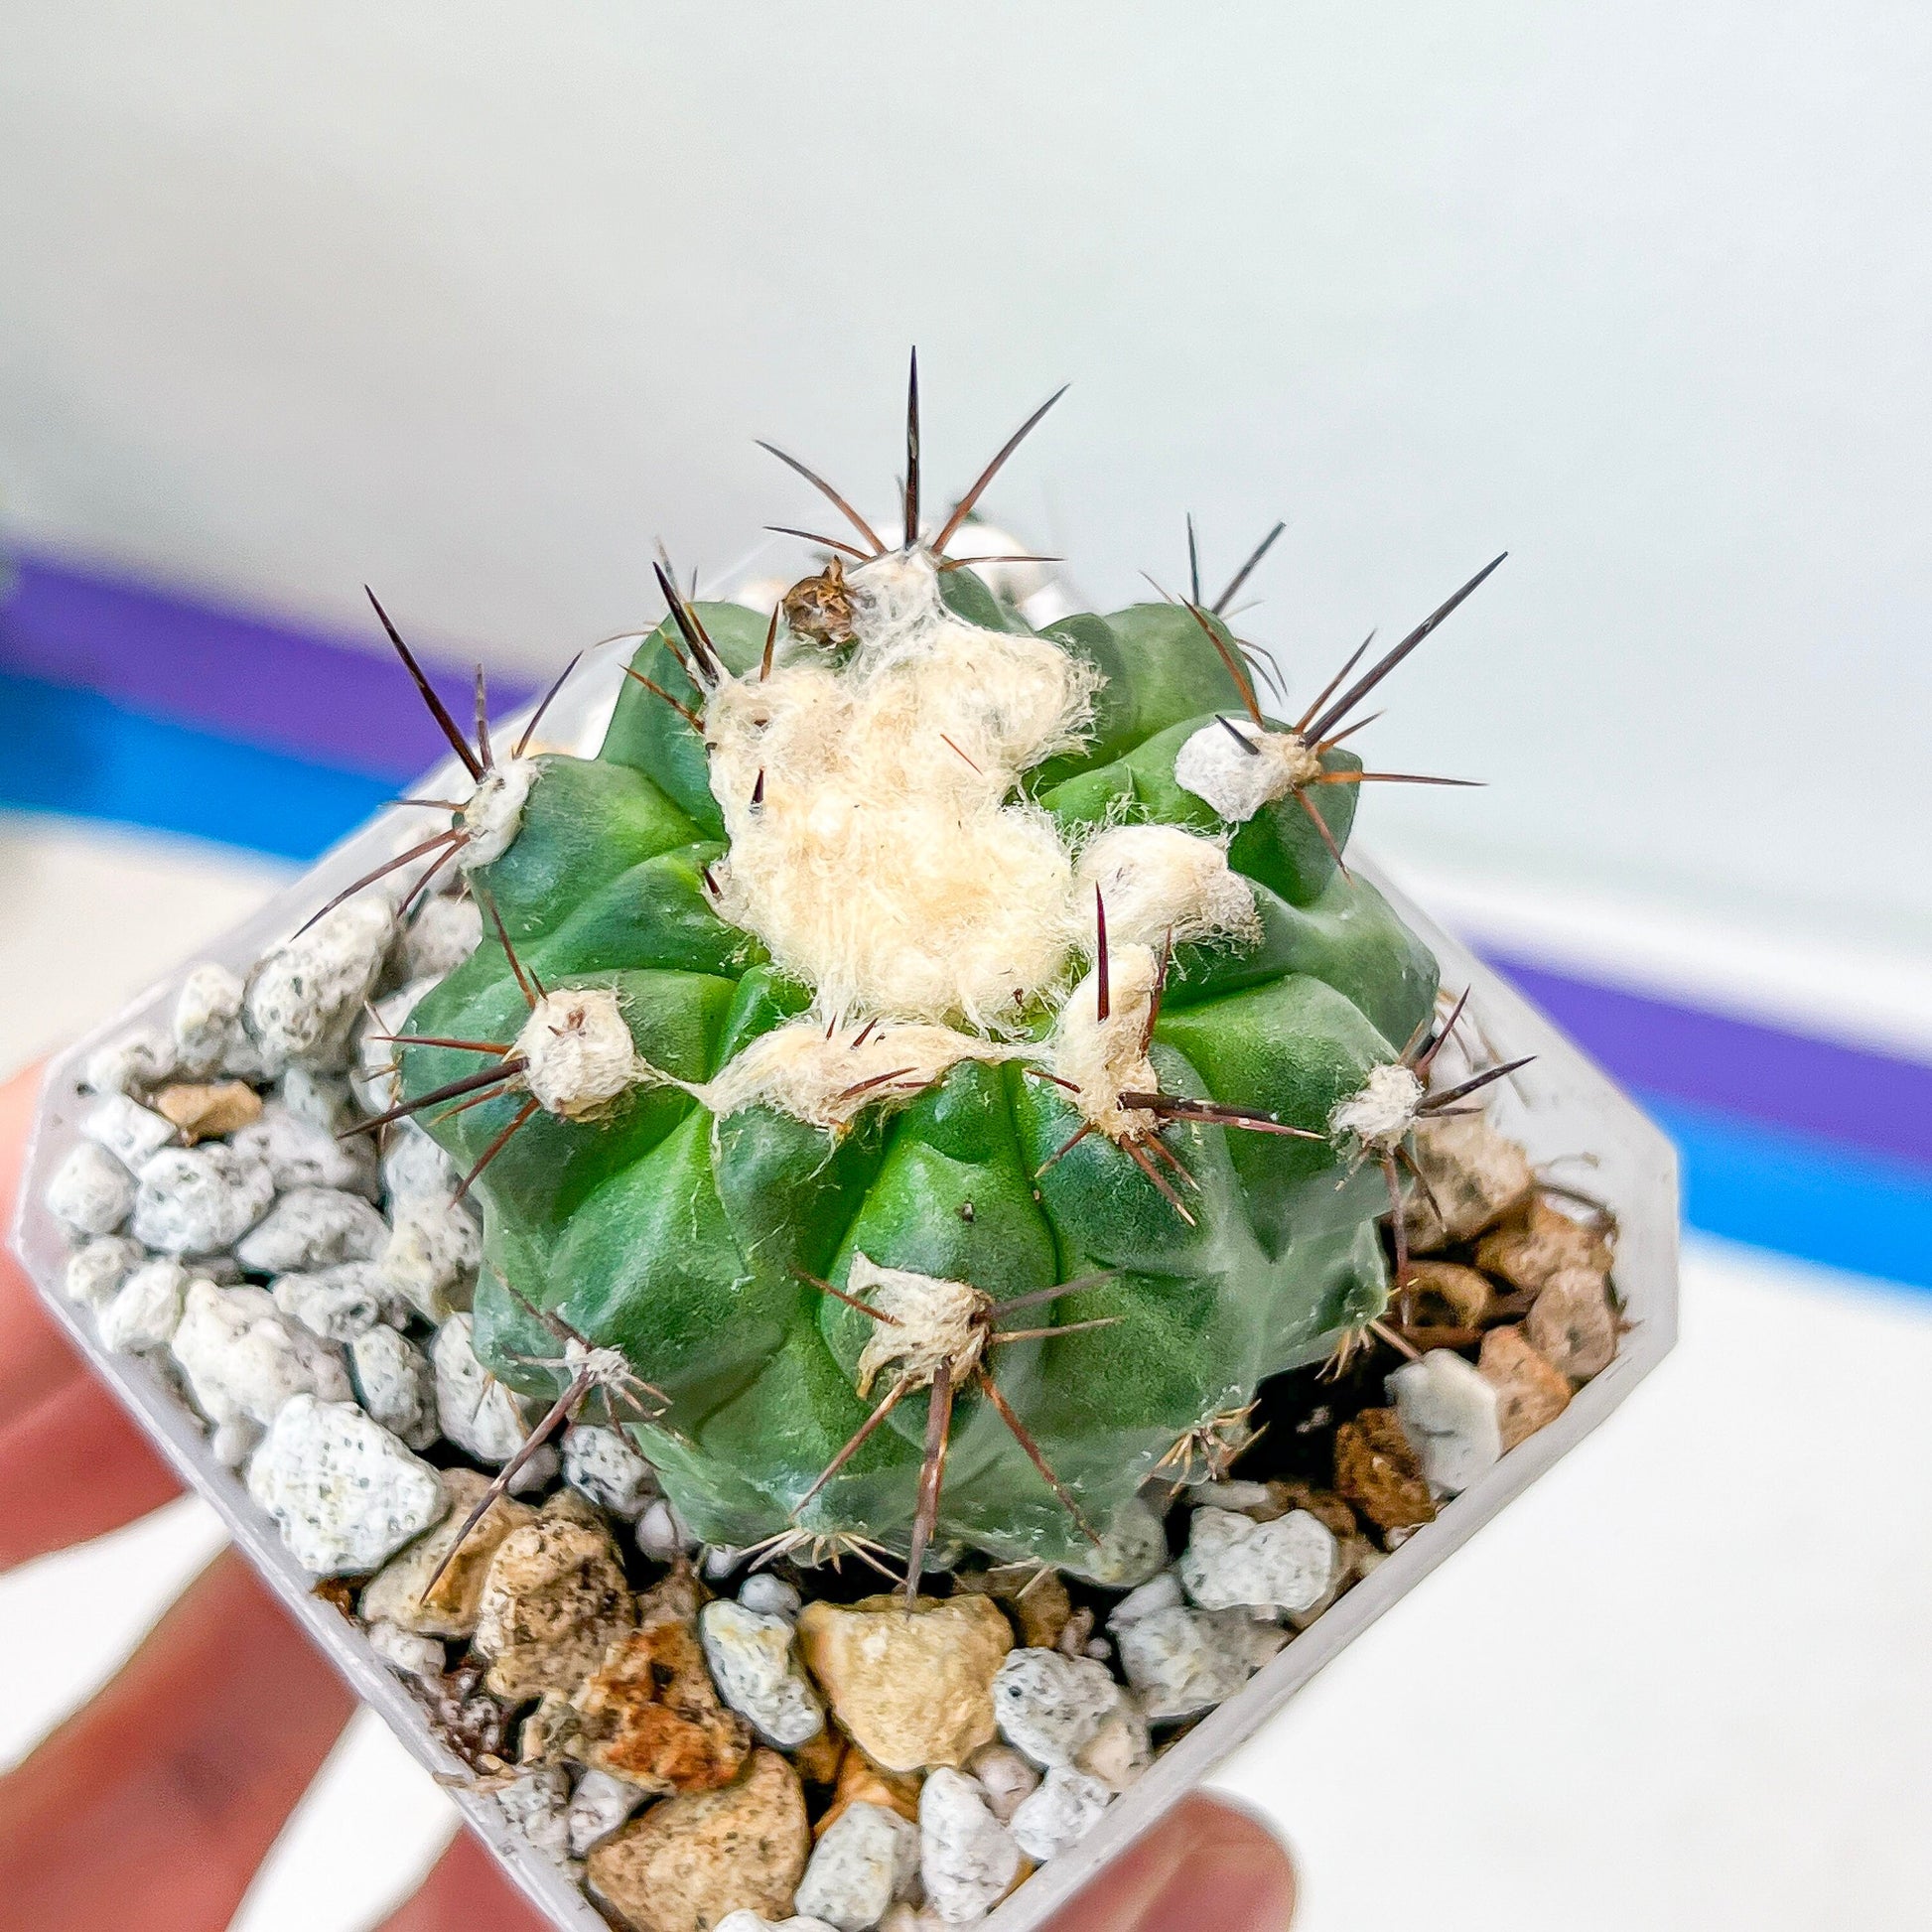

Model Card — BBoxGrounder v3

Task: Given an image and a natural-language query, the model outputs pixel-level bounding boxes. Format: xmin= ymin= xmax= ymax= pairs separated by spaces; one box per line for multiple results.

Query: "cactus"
xmin=372 ymin=362 xmax=1508 ymax=1585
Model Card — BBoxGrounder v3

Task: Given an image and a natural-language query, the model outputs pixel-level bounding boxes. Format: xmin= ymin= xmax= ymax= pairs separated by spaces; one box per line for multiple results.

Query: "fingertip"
xmin=377 ymin=1827 xmax=553 ymax=1931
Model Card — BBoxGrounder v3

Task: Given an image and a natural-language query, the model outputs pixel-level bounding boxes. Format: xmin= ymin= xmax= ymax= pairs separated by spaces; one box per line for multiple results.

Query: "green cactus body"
xmin=401 ymin=547 xmax=1439 ymax=1577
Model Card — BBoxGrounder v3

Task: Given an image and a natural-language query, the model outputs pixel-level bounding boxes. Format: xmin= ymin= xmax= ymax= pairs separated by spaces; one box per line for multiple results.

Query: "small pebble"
xmin=991 ymin=1648 xmax=1124 ymax=1769
xmin=918 ymin=1769 xmax=1021 ymax=1925
xmin=399 ymin=893 xmax=483 ymax=982
xmin=963 ymin=1744 xmax=1038 ymax=1824
xmin=1073 ymin=1704 xmax=1151 ymax=1792
xmin=569 ymin=1767 xmax=644 ymax=1859
xmin=365 ymin=1618 xmax=447 ymax=1681
xmin=796 ymin=1801 xmax=920 ymax=1932
xmin=1403 ymin=1259 xmax=1493 ymax=1329
xmin=247 ymin=1394 xmax=449 ymax=1575
xmin=587 ymin=1748 xmax=809 ymax=1932
xmin=700 ymin=1599 xmax=826 ymax=1748
xmin=132 ymin=1144 xmax=275 ymax=1256
xmin=246 ymin=898 xmax=395 ymax=1069
xmin=1333 ymin=1407 xmax=1439 ymax=1533
xmin=171 ymin=1279 xmax=351 ymax=1426
xmin=1107 ymin=1572 xmax=1182 ymax=1631
xmin=495 ymin=1765 xmax=573 ymax=1865
xmin=718 ymin=1917 xmax=839 ymax=1932
xmin=637 ymin=1497 xmax=697 ymax=1560
xmin=1178 ymin=1506 xmax=1336 ymax=1615
xmin=796 ymin=1594 xmax=1014 ymax=1774
xmin=280 ymin=1066 xmax=356 ymax=1134
xmin=64 ymin=1234 xmax=145 ymax=1308
xmin=152 ymin=1080 xmax=265 ymax=1145
xmin=1079 ymin=1493 xmax=1168 ymax=1587
xmin=1527 ymin=1266 xmax=1618 ymax=1381
xmin=1179 ymin=1477 xmax=1279 ymax=1518
xmin=210 ymin=1419 xmax=261 ymax=1467
xmin=432 ymin=1311 xmax=534 ymax=1468
xmin=98 ymin=1257 xmax=190 ymax=1354
xmin=739 ymin=1574 xmax=803 ymax=1620
xmin=1400 ymin=1115 xmax=1536 ymax=1249
xmin=1388 ymin=1349 xmax=1504 ymax=1496
xmin=819 ymin=1747 xmax=921 ymax=1834
xmin=236 ymin=1186 xmax=388 ymax=1273
xmin=1476 ymin=1197 xmax=1612 ymax=1296
xmin=1009 ymin=1765 xmax=1111 ymax=1863
xmin=1113 ymin=1604 xmax=1252 ymax=1722
xmin=474 ymin=1493 xmax=634 ymax=1705
xmin=563 ymin=1423 xmax=659 ymax=1518
xmin=957 ymin=1565 xmax=1071 ymax=1651
xmin=173 ymin=962 xmax=247 ymax=1073
xmin=360 ymin=1467 xmax=536 ymax=1636
xmin=348 ymin=1323 xmax=440 ymax=1450
xmin=47 ymin=1142 xmax=136 ymax=1236
xmin=273 ymin=1262 xmax=400 ymax=1342
xmin=82 ymin=1026 xmax=176 ymax=1097
xmin=82 ymin=1092 xmax=178 ymax=1170
xmin=1478 ymin=1324 xmax=1574 ymax=1449
xmin=231 ymin=1098 xmax=376 ymax=1195
xmin=382 ymin=1181 xmax=483 ymax=1323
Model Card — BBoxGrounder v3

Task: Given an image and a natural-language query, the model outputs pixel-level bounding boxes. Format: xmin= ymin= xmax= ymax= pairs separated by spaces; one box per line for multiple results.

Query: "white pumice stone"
xmin=98 ymin=1257 xmax=190 ymax=1354
xmin=380 ymin=1201 xmax=483 ymax=1323
xmin=702 ymin=1544 xmax=744 ymax=1581
xmin=231 ymin=1099 xmax=377 ymax=1196
xmin=430 ymin=1313 xmax=550 ymax=1487
xmin=1009 ymin=1766 xmax=1112 ymax=1863
xmin=246 ymin=1394 xmax=448 ymax=1575
xmin=65 ymin=1235 xmax=146 ymax=1308
xmin=82 ymin=1026 xmax=177 ymax=1097
xmin=796 ymin=1800 xmax=921 ymax=1931
xmin=717 ymin=1916 xmax=841 ymax=1932
xmin=47 ymin=1142 xmax=137 ymax=1236
xmin=348 ymin=1323 xmax=440 ymax=1450
xmin=132 ymin=1145 xmax=274 ymax=1256
xmin=1388 ymin=1348 xmax=1505 ymax=1496
xmin=963 ymin=1744 xmax=1039 ymax=1824
xmin=171 ymin=1279 xmax=352 ymax=1427
xmin=236 ymin=1186 xmax=388 ymax=1273
xmin=492 ymin=1764 xmax=572 ymax=1865
xmin=365 ymin=1618 xmax=447 ymax=1681
xmin=567 ymin=1768 xmax=643 ymax=1859
xmin=380 ymin=1118 xmax=458 ymax=1204
xmin=919 ymin=1769 xmax=1021 ymax=1925
xmin=174 ymin=962 xmax=247 ymax=1073
xmin=992 ymin=1649 xmax=1125 ymax=1769
xmin=562 ymin=1423 xmax=659 ymax=1518
xmin=1079 ymin=1492 xmax=1168 ymax=1587
xmin=635 ymin=1498 xmax=694 ymax=1560
xmin=279 ymin=1066 xmax=356 ymax=1134
xmin=1210 ymin=1607 xmax=1290 ymax=1672
xmin=1178 ymin=1506 xmax=1337 ymax=1615
xmin=399 ymin=892 xmax=483 ymax=983
xmin=1180 ymin=1477 xmax=1278 ymax=1516
xmin=246 ymin=899 xmax=396 ymax=1070
xmin=737 ymin=1573 xmax=802 ymax=1620
xmin=210 ymin=1418 xmax=261 ymax=1468
xmin=272 ymin=1262 xmax=399 ymax=1342
xmin=1113 ymin=1603 xmax=1253 ymax=1722
xmin=698 ymin=1599 xmax=825 ymax=1748
xmin=81 ymin=1092 xmax=179 ymax=1171
xmin=1106 ymin=1570 xmax=1183 ymax=1632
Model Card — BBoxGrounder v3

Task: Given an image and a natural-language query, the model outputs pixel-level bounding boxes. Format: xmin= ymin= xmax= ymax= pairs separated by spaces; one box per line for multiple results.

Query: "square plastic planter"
xmin=12 ymin=636 xmax=1679 ymax=1932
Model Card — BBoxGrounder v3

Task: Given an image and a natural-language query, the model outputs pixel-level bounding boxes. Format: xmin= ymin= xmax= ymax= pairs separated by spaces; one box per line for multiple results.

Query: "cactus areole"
xmin=394 ymin=374 xmax=1500 ymax=1584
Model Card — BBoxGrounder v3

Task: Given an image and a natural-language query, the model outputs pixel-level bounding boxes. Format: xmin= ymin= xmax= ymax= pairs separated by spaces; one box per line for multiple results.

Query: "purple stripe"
xmin=0 ymin=552 xmax=532 ymax=782
xmin=1490 ymin=951 xmax=1932 ymax=1172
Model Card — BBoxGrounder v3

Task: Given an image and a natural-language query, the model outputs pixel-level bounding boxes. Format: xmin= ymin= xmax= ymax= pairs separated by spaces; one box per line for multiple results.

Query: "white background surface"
xmin=3 ymin=818 xmax=1928 ymax=1929
xmin=5 ymin=3 xmax=1932 ymax=961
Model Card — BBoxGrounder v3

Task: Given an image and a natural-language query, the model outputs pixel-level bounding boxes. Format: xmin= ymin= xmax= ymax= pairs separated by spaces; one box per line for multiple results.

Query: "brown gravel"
xmin=1333 ymin=1407 xmax=1438 ymax=1534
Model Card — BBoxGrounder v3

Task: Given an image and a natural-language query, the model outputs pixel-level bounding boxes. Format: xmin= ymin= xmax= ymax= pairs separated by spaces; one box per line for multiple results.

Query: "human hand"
xmin=0 ymin=1064 xmax=1296 ymax=1929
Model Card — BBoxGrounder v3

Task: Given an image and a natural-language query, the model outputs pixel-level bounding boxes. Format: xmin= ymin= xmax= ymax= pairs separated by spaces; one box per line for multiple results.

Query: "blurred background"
xmin=3 ymin=4 xmax=1929 ymax=1927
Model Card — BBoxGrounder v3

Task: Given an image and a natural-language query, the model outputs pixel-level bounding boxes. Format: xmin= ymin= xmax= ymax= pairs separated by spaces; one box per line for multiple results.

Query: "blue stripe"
xmin=1644 ymin=1096 xmax=1932 ymax=1292
xmin=0 ymin=669 xmax=392 ymax=862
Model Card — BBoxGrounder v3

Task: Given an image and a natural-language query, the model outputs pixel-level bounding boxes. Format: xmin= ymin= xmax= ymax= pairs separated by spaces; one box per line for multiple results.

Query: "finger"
xmin=0 ymin=1370 xmax=181 ymax=1575
xmin=375 ymin=1828 xmax=552 ymax=1932
xmin=0 ymin=1549 xmax=355 ymax=1932
xmin=1042 ymin=1793 xmax=1297 ymax=1932
xmin=0 ymin=1066 xmax=87 ymax=1427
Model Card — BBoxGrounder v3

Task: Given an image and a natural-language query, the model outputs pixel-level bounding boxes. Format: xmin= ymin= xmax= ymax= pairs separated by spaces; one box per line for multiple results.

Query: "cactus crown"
xmin=378 ymin=359 xmax=1506 ymax=1586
